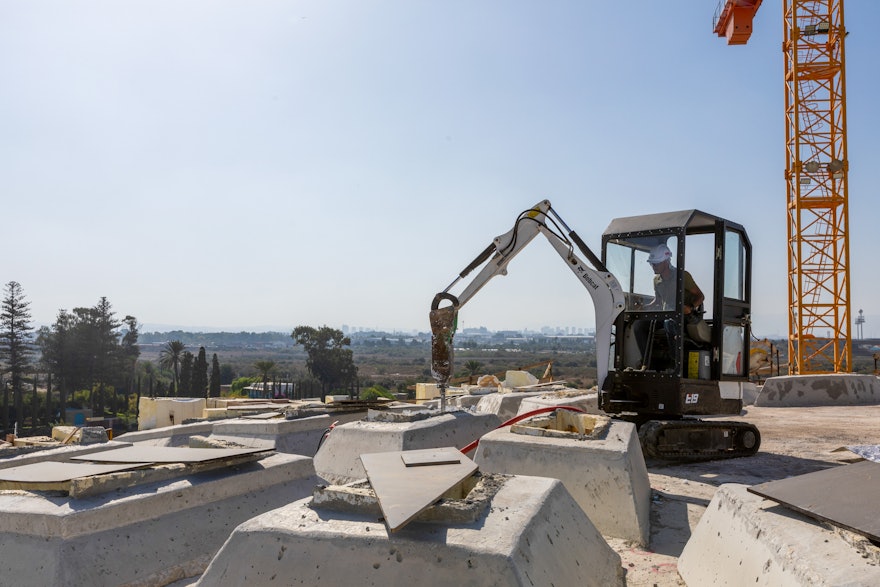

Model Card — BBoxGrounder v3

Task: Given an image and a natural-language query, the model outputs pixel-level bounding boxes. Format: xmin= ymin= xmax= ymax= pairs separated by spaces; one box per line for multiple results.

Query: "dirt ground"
xmin=611 ymin=404 xmax=880 ymax=586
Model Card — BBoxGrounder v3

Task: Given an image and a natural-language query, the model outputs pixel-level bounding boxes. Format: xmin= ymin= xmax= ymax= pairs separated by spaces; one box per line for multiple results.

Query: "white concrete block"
xmin=196 ymin=475 xmax=625 ymax=586
xmin=504 ymin=369 xmax=539 ymax=388
xmin=137 ymin=397 xmax=207 ymax=430
xmin=473 ymin=419 xmax=651 ymax=545
xmin=475 ymin=391 xmax=544 ymax=422
xmin=679 ymin=483 xmax=880 ymax=586
xmin=0 ymin=453 xmax=319 ymax=587
xmin=313 ymin=411 xmax=500 ymax=485
xmin=756 ymin=374 xmax=880 ymax=407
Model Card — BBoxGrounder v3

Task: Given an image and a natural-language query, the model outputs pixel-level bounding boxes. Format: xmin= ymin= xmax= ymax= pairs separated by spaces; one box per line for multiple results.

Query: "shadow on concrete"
xmin=647 ymin=489 xmax=710 ymax=557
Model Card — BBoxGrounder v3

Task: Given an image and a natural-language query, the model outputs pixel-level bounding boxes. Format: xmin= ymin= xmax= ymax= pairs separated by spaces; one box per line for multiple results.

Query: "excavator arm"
xmin=430 ymin=200 xmax=626 ymax=401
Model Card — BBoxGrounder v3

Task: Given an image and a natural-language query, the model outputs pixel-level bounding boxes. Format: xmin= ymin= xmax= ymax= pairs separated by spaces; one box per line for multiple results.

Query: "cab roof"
xmin=602 ymin=209 xmax=742 ymax=237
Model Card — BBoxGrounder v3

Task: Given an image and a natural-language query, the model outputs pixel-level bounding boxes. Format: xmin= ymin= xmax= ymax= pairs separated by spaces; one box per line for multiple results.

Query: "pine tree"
xmin=178 ymin=351 xmax=193 ymax=397
xmin=0 ymin=282 xmax=34 ymax=434
xmin=209 ymin=354 xmax=221 ymax=398
xmin=191 ymin=346 xmax=209 ymax=399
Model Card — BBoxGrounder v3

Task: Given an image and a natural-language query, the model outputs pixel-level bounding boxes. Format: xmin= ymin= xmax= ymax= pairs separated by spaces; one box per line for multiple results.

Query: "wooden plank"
xmin=748 ymin=460 xmax=880 ymax=542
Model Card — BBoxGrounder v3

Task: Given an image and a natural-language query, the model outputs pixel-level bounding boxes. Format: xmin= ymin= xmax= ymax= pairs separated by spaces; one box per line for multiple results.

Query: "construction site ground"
xmin=615 ymin=403 xmax=880 ymax=586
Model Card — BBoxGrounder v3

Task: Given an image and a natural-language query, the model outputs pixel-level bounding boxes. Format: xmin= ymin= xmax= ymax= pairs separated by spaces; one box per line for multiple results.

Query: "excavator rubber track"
xmin=638 ymin=419 xmax=761 ymax=461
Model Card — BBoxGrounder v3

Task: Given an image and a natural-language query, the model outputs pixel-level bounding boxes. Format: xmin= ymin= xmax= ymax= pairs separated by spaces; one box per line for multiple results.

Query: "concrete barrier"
xmin=473 ymin=418 xmax=651 ymax=545
xmin=756 ymin=374 xmax=880 ymax=407
xmin=196 ymin=475 xmax=625 ymax=586
xmin=0 ymin=453 xmax=319 ymax=587
xmin=313 ymin=411 xmax=500 ymax=485
xmin=679 ymin=483 xmax=880 ymax=585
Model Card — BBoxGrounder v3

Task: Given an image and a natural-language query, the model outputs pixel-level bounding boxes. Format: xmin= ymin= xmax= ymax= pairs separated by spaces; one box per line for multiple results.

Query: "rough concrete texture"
xmin=678 ymin=483 xmax=880 ymax=586
xmin=756 ymin=373 xmax=880 ymax=407
xmin=516 ymin=389 xmax=602 ymax=416
xmin=208 ymin=414 xmax=332 ymax=456
xmin=312 ymin=411 xmax=501 ymax=485
xmin=473 ymin=419 xmax=651 ymax=545
xmin=474 ymin=391 xmax=545 ymax=422
xmin=0 ymin=453 xmax=319 ymax=587
xmin=196 ymin=475 xmax=625 ymax=587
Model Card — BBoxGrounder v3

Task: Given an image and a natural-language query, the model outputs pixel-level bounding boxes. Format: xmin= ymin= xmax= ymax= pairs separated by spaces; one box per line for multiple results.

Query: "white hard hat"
xmin=647 ymin=244 xmax=672 ymax=264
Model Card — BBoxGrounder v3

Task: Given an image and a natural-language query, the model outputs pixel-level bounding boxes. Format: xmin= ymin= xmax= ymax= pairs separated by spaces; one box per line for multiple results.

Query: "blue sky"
xmin=2 ymin=1 xmax=878 ymax=338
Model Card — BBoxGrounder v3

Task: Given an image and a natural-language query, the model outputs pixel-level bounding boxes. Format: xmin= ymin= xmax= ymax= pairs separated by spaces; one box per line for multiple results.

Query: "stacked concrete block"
xmin=473 ymin=418 xmax=651 ymax=545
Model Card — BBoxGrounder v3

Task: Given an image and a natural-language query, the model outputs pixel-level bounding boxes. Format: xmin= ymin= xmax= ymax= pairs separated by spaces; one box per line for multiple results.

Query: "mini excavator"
xmin=430 ymin=200 xmax=760 ymax=461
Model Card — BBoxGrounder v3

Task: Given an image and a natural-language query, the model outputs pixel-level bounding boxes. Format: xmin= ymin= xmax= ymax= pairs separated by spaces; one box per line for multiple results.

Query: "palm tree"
xmin=254 ymin=360 xmax=277 ymax=398
xmin=464 ymin=360 xmax=485 ymax=376
xmin=158 ymin=340 xmax=186 ymax=396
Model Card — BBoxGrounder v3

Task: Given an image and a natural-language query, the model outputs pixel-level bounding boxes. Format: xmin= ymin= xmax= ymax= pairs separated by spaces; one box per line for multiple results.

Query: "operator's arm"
xmin=683 ymin=272 xmax=704 ymax=315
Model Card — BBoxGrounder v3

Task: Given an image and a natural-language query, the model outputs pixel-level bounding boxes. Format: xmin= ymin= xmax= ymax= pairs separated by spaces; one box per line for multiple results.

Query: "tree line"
xmin=0 ymin=281 xmax=362 ymax=436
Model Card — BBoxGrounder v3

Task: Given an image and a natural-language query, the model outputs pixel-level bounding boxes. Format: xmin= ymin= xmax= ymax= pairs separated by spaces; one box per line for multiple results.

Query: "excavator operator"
xmin=634 ymin=244 xmax=706 ymax=369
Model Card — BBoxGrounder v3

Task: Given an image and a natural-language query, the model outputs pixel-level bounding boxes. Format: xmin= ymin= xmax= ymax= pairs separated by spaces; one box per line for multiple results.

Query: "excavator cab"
xmin=599 ymin=210 xmax=759 ymax=458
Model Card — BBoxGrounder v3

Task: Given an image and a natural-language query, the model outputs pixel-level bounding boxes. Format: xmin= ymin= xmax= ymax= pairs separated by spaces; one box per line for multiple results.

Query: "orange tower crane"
xmin=713 ymin=0 xmax=852 ymax=374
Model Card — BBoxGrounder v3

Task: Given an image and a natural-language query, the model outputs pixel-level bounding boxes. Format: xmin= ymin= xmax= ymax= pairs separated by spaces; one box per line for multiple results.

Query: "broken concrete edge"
xmin=678 ymin=483 xmax=880 ymax=586
xmin=311 ymin=472 xmax=508 ymax=526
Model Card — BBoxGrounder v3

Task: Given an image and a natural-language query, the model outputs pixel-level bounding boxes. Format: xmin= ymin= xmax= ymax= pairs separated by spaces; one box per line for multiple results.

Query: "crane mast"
xmin=783 ymin=0 xmax=851 ymax=374
xmin=715 ymin=0 xmax=852 ymax=374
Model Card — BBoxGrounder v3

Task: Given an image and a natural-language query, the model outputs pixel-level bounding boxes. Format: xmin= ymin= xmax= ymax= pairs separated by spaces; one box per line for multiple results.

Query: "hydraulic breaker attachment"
xmin=430 ymin=293 xmax=459 ymax=410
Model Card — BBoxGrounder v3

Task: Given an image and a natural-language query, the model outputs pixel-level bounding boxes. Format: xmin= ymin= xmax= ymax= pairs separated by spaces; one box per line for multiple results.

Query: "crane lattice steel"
xmin=714 ymin=0 xmax=852 ymax=374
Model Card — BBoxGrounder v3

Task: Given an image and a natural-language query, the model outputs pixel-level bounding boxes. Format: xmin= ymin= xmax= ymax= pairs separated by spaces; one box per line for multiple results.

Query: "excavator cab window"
xmin=601 ymin=209 xmax=752 ymax=383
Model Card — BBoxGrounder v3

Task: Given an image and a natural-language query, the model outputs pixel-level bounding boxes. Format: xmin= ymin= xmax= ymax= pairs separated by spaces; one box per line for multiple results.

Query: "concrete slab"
xmin=678 ymin=483 xmax=880 ymax=586
xmin=756 ymin=373 xmax=880 ymax=407
xmin=0 ymin=452 xmax=319 ymax=587
xmin=313 ymin=410 xmax=500 ymax=485
xmin=475 ymin=391 xmax=544 ymax=422
xmin=473 ymin=419 xmax=651 ymax=545
xmin=0 ymin=441 xmax=134 ymax=471
xmin=195 ymin=475 xmax=625 ymax=586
